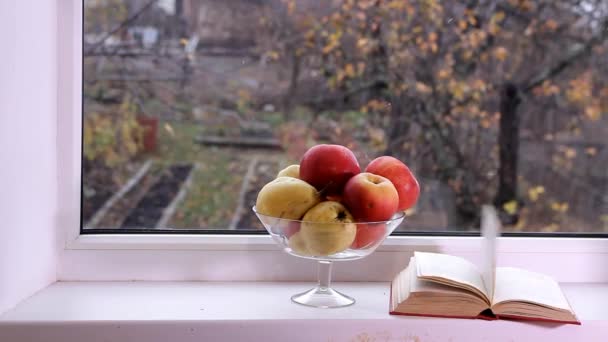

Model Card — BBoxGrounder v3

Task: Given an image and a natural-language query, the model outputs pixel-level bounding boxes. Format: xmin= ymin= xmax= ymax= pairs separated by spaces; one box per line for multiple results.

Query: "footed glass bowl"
xmin=253 ymin=206 xmax=405 ymax=308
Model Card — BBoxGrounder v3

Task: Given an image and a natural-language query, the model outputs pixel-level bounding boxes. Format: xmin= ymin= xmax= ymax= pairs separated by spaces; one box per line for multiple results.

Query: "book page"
xmin=391 ymin=256 xmax=489 ymax=317
xmin=414 ymin=251 xmax=489 ymax=302
xmin=480 ymin=205 xmax=500 ymax=301
xmin=492 ymin=267 xmax=571 ymax=311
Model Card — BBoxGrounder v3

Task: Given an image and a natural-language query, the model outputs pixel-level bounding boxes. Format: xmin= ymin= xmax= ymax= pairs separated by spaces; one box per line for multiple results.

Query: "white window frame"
xmin=59 ymin=0 xmax=608 ymax=283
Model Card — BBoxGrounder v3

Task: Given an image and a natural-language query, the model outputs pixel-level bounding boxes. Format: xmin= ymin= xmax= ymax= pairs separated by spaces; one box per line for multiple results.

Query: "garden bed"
xmin=121 ymin=164 xmax=194 ymax=228
xmin=234 ymin=158 xmax=279 ymax=230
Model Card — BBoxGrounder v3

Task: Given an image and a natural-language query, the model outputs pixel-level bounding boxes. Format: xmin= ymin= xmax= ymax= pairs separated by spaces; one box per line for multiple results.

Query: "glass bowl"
xmin=253 ymin=206 xmax=405 ymax=308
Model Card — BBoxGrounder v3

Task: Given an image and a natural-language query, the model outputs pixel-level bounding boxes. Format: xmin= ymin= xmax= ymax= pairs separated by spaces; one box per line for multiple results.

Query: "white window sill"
xmin=1 ymin=282 xmax=607 ymax=341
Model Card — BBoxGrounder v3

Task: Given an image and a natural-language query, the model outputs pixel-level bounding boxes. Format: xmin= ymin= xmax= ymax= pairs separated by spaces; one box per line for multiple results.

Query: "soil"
xmin=93 ymin=166 xmax=160 ymax=228
xmin=82 ymin=187 xmax=114 ymax=223
xmin=122 ymin=164 xmax=193 ymax=228
xmin=235 ymin=159 xmax=278 ymax=230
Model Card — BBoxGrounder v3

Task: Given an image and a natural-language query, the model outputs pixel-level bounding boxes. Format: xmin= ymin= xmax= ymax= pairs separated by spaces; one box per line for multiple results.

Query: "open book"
xmin=389 ymin=251 xmax=579 ymax=324
xmin=390 ymin=207 xmax=579 ymax=324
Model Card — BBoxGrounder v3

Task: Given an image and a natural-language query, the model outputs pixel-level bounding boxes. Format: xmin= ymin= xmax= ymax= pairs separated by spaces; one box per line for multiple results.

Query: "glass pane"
xmin=82 ymin=0 xmax=607 ymax=234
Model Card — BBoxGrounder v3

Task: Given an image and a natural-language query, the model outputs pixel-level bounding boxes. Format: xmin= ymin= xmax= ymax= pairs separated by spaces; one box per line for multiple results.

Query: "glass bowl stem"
xmin=290 ymin=260 xmax=355 ymax=308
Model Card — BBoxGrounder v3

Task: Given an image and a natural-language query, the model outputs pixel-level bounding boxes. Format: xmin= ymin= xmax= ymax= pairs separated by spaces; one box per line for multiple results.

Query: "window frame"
xmin=61 ymin=0 xmax=608 ymax=283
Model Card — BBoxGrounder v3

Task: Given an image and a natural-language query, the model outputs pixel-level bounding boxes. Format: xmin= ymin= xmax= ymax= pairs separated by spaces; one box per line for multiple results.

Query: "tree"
xmin=268 ymin=0 xmax=608 ymax=226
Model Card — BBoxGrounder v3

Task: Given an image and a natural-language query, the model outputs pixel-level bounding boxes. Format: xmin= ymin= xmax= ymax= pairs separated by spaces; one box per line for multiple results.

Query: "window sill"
xmin=1 ymin=282 xmax=607 ymax=341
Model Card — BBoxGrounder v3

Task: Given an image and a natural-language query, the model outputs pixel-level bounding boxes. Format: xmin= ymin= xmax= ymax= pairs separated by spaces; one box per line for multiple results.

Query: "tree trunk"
xmin=282 ymin=51 xmax=300 ymax=121
xmin=494 ymin=82 xmax=521 ymax=224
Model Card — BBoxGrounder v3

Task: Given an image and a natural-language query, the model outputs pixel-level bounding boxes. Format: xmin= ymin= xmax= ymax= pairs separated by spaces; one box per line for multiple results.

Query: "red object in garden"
xmin=137 ymin=115 xmax=158 ymax=153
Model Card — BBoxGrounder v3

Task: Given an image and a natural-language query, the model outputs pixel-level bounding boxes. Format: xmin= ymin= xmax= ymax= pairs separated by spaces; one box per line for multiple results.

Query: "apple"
xmin=298 ymin=201 xmax=357 ymax=256
xmin=288 ymin=231 xmax=311 ymax=256
xmin=255 ymin=177 xmax=320 ymax=220
xmin=300 ymin=144 xmax=360 ymax=195
xmin=365 ymin=156 xmax=420 ymax=211
xmin=283 ymin=221 xmax=301 ymax=238
xmin=343 ymin=172 xmax=399 ymax=222
xmin=351 ymin=223 xmax=386 ymax=249
xmin=277 ymin=164 xmax=300 ymax=179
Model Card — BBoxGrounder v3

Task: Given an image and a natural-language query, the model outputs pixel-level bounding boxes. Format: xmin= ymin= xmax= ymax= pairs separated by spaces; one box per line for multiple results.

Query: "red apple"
xmin=366 ymin=156 xmax=420 ymax=211
xmin=351 ymin=223 xmax=386 ymax=249
xmin=284 ymin=221 xmax=301 ymax=238
xmin=300 ymin=144 xmax=360 ymax=195
xmin=343 ymin=172 xmax=399 ymax=222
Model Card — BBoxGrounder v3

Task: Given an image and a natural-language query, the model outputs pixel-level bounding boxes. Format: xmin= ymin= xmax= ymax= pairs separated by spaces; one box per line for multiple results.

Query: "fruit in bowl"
xmin=277 ymin=164 xmax=300 ymax=179
xmin=253 ymin=144 xmax=417 ymax=308
xmin=366 ymin=156 xmax=420 ymax=211
xmin=300 ymin=144 xmax=360 ymax=195
xmin=294 ymin=201 xmax=356 ymax=256
xmin=253 ymin=206 xmax=405 ymax=259
xmin=255 ymin=176 xmax=320 ymax=220
xmin=343 ymin=172 xmax=399 ymax=222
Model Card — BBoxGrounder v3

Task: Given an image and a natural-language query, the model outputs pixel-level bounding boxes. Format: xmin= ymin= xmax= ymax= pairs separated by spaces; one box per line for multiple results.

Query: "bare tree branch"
xmin=523 ymin=19 xmax=608 ymax=92
xmin=85 ymin=0 xmax=158 ymax=55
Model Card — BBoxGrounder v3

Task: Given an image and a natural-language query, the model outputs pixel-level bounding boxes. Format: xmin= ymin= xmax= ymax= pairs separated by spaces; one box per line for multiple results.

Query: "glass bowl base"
xmin=291 ymin=286 xmax=355 ymax=308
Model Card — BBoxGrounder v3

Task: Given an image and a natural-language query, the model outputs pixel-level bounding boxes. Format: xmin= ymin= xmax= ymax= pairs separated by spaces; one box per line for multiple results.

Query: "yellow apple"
xmin=299 ymin=201 xmax=356 ymax=256
xmin=255 ymin=177 xmax=320 ymax=219
xmin=288 ymin=231 xmax=312 ymax=256
xmin=277 ymin=164 xmax=300 ymax=179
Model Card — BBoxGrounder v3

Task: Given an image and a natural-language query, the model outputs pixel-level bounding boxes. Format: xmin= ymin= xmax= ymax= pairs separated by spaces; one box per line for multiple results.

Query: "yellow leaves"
xmin=556 ymin=145 xmax=577 ymax=162
xmin=356 ymin=0 xmax=375 ymax=10
xmin=488 ymin=11 xmax=505 ymax=35
xmin=533 ymin=80 xmax=560 ymax=97
xmin=550 ymin=201 xmax=569 ymax=213
xmin=492 ymin=11 xmax=506 ymax=23
xmin=565 ymin=73 xmax=603 ymax=121
xmin=584 ymin=104 xmax=602 ymax=121
xmin=566 ymin=73 xmax=592 ymax=104
xmin=541 ymin=223 xmax=559 ymax=232
xmin=437 ymin=68 xmax=451 ymax=79
xmin=356 ymin=38 xmax=369 ymax=50
xmin=448 ymin=80 xmax=468 ymax=100
xmin=163 ymin=123 xmax=175 ymax=138
xmin=544 ymin=19 xmax=558 ymax=31
xmin=83 ymin=98 xmax=142 ymax=167
xmin=335 ymin=63 xmax=361 ymax=85
xmin=527 ymin=186 xmax=545 ymax=202
xmin=480 ymin=118 xmax=491 ymax=129
xmin=415 ymin=82 xmax=433 ymax=94
xmin=503 ymin=200 xmax=518 ymax=215
xmin=266 ymin=50 xmax=280 ymax=61
xmin=415 ymin=32 xmax=439 ymax=54
xmin=458 ymin=20 xmax=468 ymax=31
xmin=509 ymin=0 xmax=533 ymax=11
xmin=362 ymin=99 xmax=390 ymax=113
xmin=472 ymin=79 xmax=487 ymax=91
xmin=493 ymin=46 xmax=508 ymax=61
xmin=344 ymin=63 xmax=356 ymax=78
xmin=585 ymin=147 xmax=598 ymax=156
xmin=322 ymin=31 xmax=342 ymax=55
xmin=565 ymin=147 xmax=576 ymax=159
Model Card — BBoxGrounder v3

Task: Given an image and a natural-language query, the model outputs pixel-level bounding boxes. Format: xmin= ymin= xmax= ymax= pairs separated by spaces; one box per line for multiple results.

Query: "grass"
xmin=152 ymin=120 xmax=260 ymax=228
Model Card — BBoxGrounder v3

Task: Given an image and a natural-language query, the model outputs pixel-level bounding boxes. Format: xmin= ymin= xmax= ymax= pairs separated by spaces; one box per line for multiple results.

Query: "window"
xmin=82 ymin=0 xmax=607 ymax=235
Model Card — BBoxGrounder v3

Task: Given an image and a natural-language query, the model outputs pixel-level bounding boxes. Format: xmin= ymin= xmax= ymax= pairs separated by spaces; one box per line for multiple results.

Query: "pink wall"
xmin=0 ymin=1 xmax=58 ymax=313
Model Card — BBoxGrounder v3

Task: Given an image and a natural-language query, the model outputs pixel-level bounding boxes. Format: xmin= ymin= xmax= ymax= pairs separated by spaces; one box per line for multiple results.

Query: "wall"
xmin=0 ymin=1 xmax=58 ymax=313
